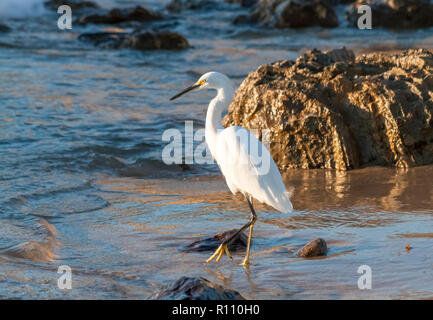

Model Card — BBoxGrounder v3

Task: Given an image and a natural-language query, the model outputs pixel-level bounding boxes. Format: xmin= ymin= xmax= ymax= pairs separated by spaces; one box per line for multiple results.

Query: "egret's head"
xmin=170 ymin=72 xmax=231 ymax=101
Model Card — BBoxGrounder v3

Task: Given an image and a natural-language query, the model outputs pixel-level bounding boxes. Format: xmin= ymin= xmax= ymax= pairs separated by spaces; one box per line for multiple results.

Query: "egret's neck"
xmin=205 ymin=86 xmax=234 ymax=158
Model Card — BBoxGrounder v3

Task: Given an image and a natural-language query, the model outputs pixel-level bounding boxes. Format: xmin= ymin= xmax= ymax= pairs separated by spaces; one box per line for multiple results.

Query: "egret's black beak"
xmin=170 ymin=83 xmax=201 ymax=101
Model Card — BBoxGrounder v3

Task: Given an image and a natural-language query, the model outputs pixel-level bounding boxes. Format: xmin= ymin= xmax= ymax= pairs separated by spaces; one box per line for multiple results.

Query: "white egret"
xmin=170 ymin=72 xmax=293 ymax=266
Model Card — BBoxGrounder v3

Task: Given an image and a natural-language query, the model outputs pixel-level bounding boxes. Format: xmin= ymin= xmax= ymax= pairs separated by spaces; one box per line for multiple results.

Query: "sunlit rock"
xmin=297 ymin=238 xmax=328 ymax=257
xmin=224 ymin=48 xmax=433 ymax=170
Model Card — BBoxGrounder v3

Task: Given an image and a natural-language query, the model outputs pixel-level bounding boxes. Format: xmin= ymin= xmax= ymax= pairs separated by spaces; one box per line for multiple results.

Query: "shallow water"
xmin=0 ymin=0 xmax=433 ymax=299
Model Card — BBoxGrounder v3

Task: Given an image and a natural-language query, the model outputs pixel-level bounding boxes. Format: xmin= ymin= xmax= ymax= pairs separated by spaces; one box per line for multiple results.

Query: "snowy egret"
xmin=170 ymin=72 xmax=293 ymax=266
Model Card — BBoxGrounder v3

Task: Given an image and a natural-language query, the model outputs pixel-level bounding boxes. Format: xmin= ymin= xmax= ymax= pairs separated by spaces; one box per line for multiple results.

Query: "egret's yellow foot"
xmin=240 ymin=258 xmax=250 ymax=267
xmin=206 ymin=244 xmax=232 ymax=263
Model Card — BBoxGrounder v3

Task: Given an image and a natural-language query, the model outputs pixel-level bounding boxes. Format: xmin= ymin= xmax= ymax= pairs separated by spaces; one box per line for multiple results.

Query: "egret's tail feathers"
xmin=272 ymin=189 xmax=294 ymax=213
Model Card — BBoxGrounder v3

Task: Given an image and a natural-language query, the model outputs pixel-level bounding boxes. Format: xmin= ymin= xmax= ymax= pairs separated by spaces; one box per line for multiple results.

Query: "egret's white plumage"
xmin=170 ymin=71 xmax=293 ymax=266
xmin=200 ymin=72 xmax=293 ymax=213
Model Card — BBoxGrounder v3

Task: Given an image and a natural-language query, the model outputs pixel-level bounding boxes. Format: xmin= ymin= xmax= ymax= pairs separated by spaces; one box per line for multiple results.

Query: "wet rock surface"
xmin=44 ymin=0 xmax=99 ymax=10
xmin=166 ymin=0 xmax=219 ymax=12
xmin=346 ymin=0 xmax=433 ymax=29
xmin=78 ymin=6 xmax=162 ymax=25
xmin=166 ymin=0 xmax=256 ymax=12
xmin=151 ymin=276 xmax=245 ymax=300
xmin=329 ymin=0 xmax=354 ymax=4
xmin=297 ymin=238 xmax=328 ymax=257
xmin=183 ymin=229 xmax=248 ymax=252
xmin=249 ymin=0 xmax=339 ymax=28
xmin=78 ymin=31 xmax=189 ymax=50
xmin=224 ymin=48 xmax=433 ymax=171
xmin=226 ymin=0 xmax=258 ymax=7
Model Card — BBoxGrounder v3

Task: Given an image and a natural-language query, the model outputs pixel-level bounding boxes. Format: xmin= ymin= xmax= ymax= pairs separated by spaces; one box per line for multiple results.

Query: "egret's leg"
xmin=206 ymin=195 xmax=257 ymax=264
xmin=241 ymin=197 xmax=257 ymax=267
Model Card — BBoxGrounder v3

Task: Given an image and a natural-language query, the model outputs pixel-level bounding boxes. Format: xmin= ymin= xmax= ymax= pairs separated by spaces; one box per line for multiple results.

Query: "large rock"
xmin=250 ymin=0 xmax=339 ymax=28
xmin=223 ymin=48 xmax=433 ymax=171
xmin=78 ymin=31 xmax=189 ymax=50
xmin=78 ymin=6 xmax=162 ymax=25
xmin=346 ymin=0 xmax=433 ymax=29
xmin=151 ymin=277 xmax=245 ymax=300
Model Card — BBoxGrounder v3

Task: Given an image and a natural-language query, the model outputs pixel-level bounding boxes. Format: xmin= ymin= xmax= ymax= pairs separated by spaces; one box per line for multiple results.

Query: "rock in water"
xmin=297 ymin=238 xmax=328 ymax=257
xmin=183 ymin=229 xmax=248 ymax=253
xmin=250 ymin=0 xmax=339 ymax=28
xmin=346 ymin=0 xmax=433 ymax=29
xmin=0 ymin=24 xmax=11 ymax=33
xmin=166 ymin=0 xmax=218 ymax=12
xmin=44 ymin=0 xmax=99 ymax=10
xmin=78 ymin=6 xmax=162 ymax=25
xmin=224 ymin=48 xmax=433 ymax=171
xmin=151 ymin=277 xmax=245 ymax=300
xmin=78 ymin=31 xmax=189 ymax=50
xmin=226 ymin=0 xmax=258 ymax=7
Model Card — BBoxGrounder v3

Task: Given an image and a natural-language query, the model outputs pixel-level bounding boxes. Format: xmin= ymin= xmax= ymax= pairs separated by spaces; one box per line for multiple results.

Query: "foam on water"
xmin=0 ymin=0 xmax=46 ymax=19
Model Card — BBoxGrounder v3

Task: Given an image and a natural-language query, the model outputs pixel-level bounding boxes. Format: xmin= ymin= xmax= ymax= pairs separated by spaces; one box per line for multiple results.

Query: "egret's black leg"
xmin=242 ymin=196 xmax=257 ymax=266
xmin=206 ymin=195 xmax=258 ymax=264
xmin=222 ymin=195 xmax=257 ymax=247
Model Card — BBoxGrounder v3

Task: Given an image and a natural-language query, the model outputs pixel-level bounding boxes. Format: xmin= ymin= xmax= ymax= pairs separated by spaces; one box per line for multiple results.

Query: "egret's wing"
xmin=215 ymin=126 xmax=293 ymax=213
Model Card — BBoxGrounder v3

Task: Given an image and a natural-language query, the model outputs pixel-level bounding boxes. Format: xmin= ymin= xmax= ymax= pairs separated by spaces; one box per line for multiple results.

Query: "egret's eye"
xmin=196 ymin=79 xmax=206 ymax=86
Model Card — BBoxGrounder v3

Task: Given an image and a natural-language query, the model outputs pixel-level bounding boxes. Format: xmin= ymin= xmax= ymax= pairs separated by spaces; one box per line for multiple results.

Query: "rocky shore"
xmin=235 ymin=0 xmax=433 ymax=30
xmin=347 ymin=0 xmax=433 ymax=29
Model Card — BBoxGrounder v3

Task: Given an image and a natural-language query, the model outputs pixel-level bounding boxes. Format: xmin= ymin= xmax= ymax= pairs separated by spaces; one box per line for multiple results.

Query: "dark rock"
xmin=250 ymin=0 xmax=339 ymax=28
xmin=297 ymin=238 xmax=328 ymax=257
xmin=166 ymin=0 xmax=218 ymax=12
xmin=78 ymin=6 xmax=162 ymax=25
xmin=233 ymin=14 xmax=253 ymax=24
xmin=0 ymin=24 xmax=11 ymax=33
xmin=224 ymin=48 xmax=433 ymax=170
xmin=233 ymin=14 xmax=252 ymax=24
xmin=44 ymin=0 xmax=99 ymax=10
xmin=129 ymin=31 xmax=189 ymax=50
xmin=78 ymin=31 xmax=189 ymax=50
xmin=151 ymin=277 xmax=245 ymax=300
xmin=346 ymin=0 xmax=433 ymax=29
xmin=166 ymin=0 xmax=256 ymax=11
xmin=329 ymin=0 xmax=354 ymax=4
xmin=183 ymin=229 xmax=248 ymax=252
xmin=226 ymin=0 xmax=258 ymax=7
